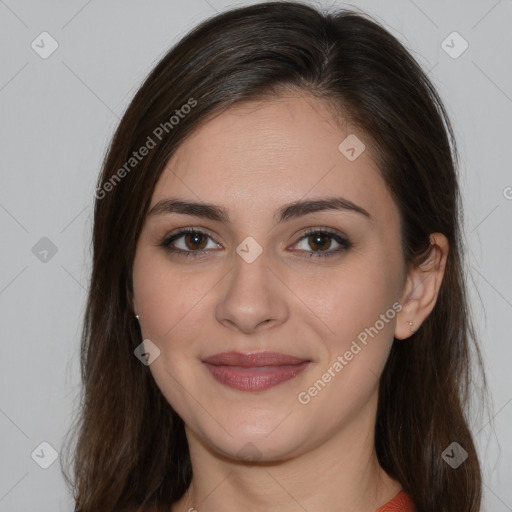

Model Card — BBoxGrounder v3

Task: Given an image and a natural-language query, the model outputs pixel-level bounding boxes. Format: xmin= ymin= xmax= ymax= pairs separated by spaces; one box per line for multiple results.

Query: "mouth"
xmin=201 ymin=351 xmax=312 ymax=392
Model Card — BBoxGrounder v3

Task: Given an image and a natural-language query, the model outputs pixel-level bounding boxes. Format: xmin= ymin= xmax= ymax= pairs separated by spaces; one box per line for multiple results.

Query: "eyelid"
xmin=291 ymin=226 xmax=349 ymax=244
xmin=160 ymin=226 xmax=351 ymax=258
xmin=288 ymin=227 xmax=351 ymax=254
xmin=161 ymin=227 xmax=221 ymax=250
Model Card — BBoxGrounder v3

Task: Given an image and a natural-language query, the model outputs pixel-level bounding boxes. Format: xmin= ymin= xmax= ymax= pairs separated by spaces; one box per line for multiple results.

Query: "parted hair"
xmin=62 ymin=2 xmax=486 ymax=511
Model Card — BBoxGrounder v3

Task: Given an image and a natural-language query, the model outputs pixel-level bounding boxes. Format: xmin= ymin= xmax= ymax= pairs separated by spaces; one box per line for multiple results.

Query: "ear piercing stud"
xmin=135 ymin=314 xmax=140 ymax=320
xmin=409 ymin=321 xmax=415 ymax=333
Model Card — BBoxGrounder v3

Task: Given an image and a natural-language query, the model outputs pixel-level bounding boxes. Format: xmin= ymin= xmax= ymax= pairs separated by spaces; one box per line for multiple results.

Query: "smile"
xmin=201 ymin=352 xmax=311 ymax=392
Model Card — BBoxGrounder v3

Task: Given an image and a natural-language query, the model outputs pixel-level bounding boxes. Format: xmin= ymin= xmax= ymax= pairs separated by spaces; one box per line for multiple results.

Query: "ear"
xmin=394 ymin=233 xmax=449 ymax=340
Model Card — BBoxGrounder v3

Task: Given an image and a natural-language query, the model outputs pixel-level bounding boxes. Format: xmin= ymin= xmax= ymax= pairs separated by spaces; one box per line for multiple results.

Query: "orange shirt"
xmin=376 ymin=491 xmax=414 ymax=511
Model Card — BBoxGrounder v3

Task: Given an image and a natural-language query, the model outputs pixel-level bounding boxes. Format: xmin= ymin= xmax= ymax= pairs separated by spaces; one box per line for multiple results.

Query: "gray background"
xmin=0 ymin=0 xmax=511 ymax=510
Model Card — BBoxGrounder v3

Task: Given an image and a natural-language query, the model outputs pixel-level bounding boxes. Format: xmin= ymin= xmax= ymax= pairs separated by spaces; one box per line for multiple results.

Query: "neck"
xmin=171 ymin=393 xmax=402 ymax=512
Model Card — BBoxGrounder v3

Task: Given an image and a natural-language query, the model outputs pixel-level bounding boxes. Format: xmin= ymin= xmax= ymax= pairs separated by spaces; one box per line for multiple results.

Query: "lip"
xmin=202 ymin=351 xmax=311 ymax=392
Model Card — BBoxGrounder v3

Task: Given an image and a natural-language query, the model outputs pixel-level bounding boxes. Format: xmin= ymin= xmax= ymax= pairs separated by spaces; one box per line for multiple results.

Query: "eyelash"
xmin=159 ymin=227 xmax=352 ymax=260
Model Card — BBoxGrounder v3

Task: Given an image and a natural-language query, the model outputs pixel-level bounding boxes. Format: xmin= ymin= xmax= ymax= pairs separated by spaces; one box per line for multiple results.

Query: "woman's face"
xmin=132 ymin=94 xmax=407 ymax=461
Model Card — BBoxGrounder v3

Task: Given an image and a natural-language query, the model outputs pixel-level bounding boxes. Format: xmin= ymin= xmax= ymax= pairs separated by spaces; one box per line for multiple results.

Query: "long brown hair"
xmin=62 ymin=2 xmax=487 ymax=510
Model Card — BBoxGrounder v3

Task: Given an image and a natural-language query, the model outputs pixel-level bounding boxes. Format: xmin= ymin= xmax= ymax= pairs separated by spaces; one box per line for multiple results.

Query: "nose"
xmin=215 ymin=245 xmax=289 ymax=334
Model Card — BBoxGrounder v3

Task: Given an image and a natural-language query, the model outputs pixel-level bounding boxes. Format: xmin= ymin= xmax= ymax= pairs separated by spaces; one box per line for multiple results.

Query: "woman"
xmin=62 ymin=2 xmax=486 ymax=511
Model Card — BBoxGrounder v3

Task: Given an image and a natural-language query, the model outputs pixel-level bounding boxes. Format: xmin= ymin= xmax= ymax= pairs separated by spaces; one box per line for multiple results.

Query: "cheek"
xmin=312 ymin=255 xmax=401 ymax=339
xmin=134 ymin=264 xmax=207 ymax=350
xmin=295 ymin=263 xmax=402 ymax=425
xmin=132 ymin=254 xmax=210 ymax=411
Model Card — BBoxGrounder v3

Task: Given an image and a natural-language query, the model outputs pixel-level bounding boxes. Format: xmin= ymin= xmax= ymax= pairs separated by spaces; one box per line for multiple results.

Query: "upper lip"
xmin=202 ymin=351 xmax=310 ymax=367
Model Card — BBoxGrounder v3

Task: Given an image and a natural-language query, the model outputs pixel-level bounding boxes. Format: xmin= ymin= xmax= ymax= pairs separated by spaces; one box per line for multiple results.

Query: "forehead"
xmin=150 ymin=94 xmax=396 ymax=222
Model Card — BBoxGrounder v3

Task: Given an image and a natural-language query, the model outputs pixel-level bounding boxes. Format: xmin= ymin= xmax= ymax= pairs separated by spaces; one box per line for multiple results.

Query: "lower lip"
xmin=202 ymin=362 xmax=311 ymax=391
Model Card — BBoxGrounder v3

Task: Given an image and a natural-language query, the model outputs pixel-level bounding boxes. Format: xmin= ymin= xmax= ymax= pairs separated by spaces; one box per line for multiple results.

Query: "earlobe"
xmin=394 ymin=233 xmax=449 ymax=340
xmin=132 ymin=294 xmax=139 ymax=320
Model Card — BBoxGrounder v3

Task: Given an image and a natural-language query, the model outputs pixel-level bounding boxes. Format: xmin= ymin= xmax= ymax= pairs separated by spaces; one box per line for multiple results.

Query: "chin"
xmin=189 ymin=416 xmax=313 ymax=463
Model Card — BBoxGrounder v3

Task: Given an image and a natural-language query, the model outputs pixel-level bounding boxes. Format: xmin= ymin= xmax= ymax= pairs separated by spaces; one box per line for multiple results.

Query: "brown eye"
xmin=307 ymin=233 xmax=332 ymax=252
xmin=160 ymin=228 xmax=220 ymax=258
xmin=292 ymin=229 xmax=351 ymax=258
xmin=160 ymin=228 xmax=351 ymax=260
xmin=183 ymin=232 xmax=208 ymax=250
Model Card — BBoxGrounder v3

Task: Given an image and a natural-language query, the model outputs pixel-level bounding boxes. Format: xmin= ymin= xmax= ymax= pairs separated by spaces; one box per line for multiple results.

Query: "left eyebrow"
xmin=276 ymin=197 xmax=371 ymax=223
xmin=147 ymin=196 xmax=371 ymax=224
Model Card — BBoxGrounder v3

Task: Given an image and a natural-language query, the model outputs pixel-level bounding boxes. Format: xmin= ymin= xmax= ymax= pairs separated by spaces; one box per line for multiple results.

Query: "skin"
xmin=131 ymin=93 xmax=448 ymax=512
